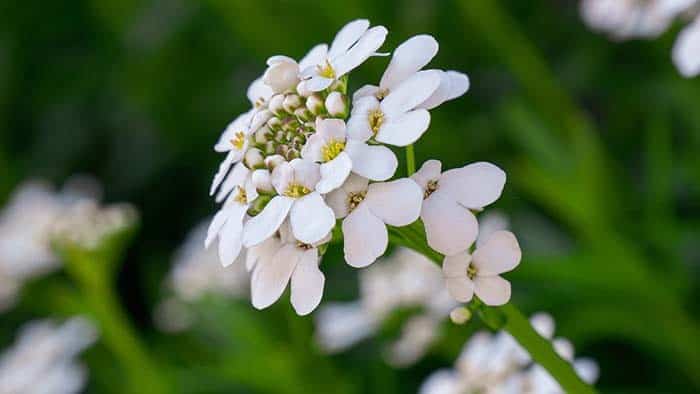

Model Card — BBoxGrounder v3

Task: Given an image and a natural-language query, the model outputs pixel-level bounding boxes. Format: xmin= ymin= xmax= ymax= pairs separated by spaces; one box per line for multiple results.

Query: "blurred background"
xmin=0 ymin=0 xmax=699 ymax=393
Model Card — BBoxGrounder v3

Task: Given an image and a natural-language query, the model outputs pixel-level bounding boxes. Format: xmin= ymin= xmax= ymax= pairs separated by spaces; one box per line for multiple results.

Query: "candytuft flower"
xmin=412 ymin=160 xmax=506 ymax=256
xmin=442 ymin=230 xmax=521 ymax=306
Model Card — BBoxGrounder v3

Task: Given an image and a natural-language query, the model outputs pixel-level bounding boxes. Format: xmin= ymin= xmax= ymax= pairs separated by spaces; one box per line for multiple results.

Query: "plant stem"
xmin=406 ymin=144 xmax=416 ymax=176
xmin=390 ymin=225 xmax=597 ymax=393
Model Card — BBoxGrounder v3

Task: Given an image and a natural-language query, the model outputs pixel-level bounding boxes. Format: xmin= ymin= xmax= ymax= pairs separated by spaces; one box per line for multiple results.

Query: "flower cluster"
xmin=50 ymin=200 xmax=138 ymax=251
xmin=0 ymin=178 xmax=100 ymax=312
xmin=0 ymin=316 xmax=98 ymax=394
xmin=207 ymin=19 xmax=518 ymax=316
xmin=580 ymin=0 xmax=700 ymax=77
xmin=420 ymin=313 xmax=599 ymax=394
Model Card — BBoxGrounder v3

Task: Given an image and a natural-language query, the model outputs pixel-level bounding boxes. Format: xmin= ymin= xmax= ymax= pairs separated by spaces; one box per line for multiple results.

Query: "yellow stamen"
xmin=424 ymin=179 xmax=439 ymax=199
xmin=368 ymin=109 xmax=384 ymax=135
xmin=284 ymin=184 xmax=311 ymax=198
xmin=467 ymin=263 xmax=478 ymax=280
xmin=230 ymin=131 xmax=246 ymax=151
xmin=233 ymin=187 xmax=247 ymax=204
xmin=317 ymin=60 xmax=336 ymax=79
xmin=321 ymin=140 xmax=345 ymax=162
xmin=347 ymin=191 xmax=367 ymax=212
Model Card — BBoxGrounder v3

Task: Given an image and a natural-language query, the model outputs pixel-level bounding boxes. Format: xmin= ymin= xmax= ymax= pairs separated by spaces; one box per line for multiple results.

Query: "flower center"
xmin=375 ymin=88 xmax=389 ymax=100
xmin=254 ymin=98 xmax=266 ymax=109
xmin=424 ymin=179 xmax=439 ymax=199
xmin=321 ymin=140 xmax=345 ymax=162
xmin=230 ymin=131 xmax=247 ymax=151
xmin=347 ymin=191 xmax=367 ymax=212
xmin=233 ymin=186 xmax=248 ymax=204
xmin=284 ymin=183 xmax=311 ymax=198
xmin=467 ymin=263 xmax=478 ymax=280
xmin=317 ymin=60 xmax=336 ymax=79
xmin=296 ymin=241 xmax=314 ymax=250
xmin=368 ymin=109 xmax=384 ymax=135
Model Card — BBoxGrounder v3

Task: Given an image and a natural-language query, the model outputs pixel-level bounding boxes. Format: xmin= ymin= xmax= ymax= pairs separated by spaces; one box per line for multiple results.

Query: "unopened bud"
xmin=296 ymin=80 xmax=312 ymax=97
xmin=306 ymin=93 xmax=325 ymax=115
xmin=449 ymin=307 xmax=472 ymax=325
xmin=255 ymin=126 xmax=271 ymax=144
xmin=264 ymin=141 xmax=276 ymax=155
xmin=251 ymin=169 xmax=274 ymax=192
xmin=281 ymin=118 xmax=299 ymax=133
xmin=325 ymin=91 xmax=347 ymax=117
xmin=268 ymin=94 xmax=286 ymax=116
xmin=244 ymin=148 xmax=264 ymax=169
xmin=282 ymin=94 xmax=302 ymax=113
xmin=294 ymin=107 xmax=312 ymax=122
xmin=286 ymin=148 xmax=300 ymax=160
xmin=264 ymin=154 xmax=285 ymax=170
xmin=266 ymin=117 xmax=282 ymax=131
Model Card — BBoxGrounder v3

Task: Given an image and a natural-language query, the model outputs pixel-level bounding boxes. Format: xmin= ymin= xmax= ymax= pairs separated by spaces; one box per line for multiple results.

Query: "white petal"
xmin=328 ymin=19 xmax=370 ymax=60
xmin=216 ymin=162 xmax=249 ymax=203
xmin=246 ymin=236 xmax=281 ymax=272
xmin=574 ymin=358 xmax=600 ymax=384
xmin=342 ymin=173 xmax=370 ymax=194
xmin=376 ymin=109 xmax=430 ymax=147
xmin=333 ymin=26 xmax=388 ymax=77
xmin=381 ymin=70 xmax=442 ymax=115
xmin=365 ymin=178 xmax=423 ymax=226
xmin=205 ymin=206 xmax=231 ymax=248
xmin=249 ymin=109 xmax=273 ymax=132
xmin=290 ymin=249 xmax=325 ymax=315
xmin=673 ymin=18 xmax=700 ymax=77
xmin=301 ymin=133 xmax=326 ymax=162
xmin=411 ymin=160 xmax=442 ymax=190
xmin=442 ymin=251 xmax=471 ymax=278
xmin=446 ymin=276 xmax=474 ymax=303
xmin=218 ymin=205 xmax=246 ymax=267
xmin=421 ymin=192 xmax=478 ymax=256
xmin=352 ymin=84 xmax=379 ymax=101
xmin=242 ymin=196 xmax=294 ymax=247
xmin=380 ymin=35 xmax=439 ymax=91
xmin=445 ymin=71 xmax=470 ymax=101
xmin=474 ymin=275 xmax=511 ymax=306
xmin=290 ymin=192 xmax=335 ymax=244
xmin=472 ymin=230 xmax=521 ymax=275
xmin=342 ymin=204 xmax=388 ymax=267
xmin=251 ymin=244 xmax=300 ymax=309
xmin=305 ymin=76 xmax=334 ymax=92
xmin=417 ymin=70 xmax=470 ymax=110
xmin=345 ymin=140 xmax=397 ymax=181
xmin=316 ymin=118 xmax=347 ymax=142
xmin=210 ymin=152 xmax=235 ymax=195
xmin=325 ymin=187 xmax=350 ymax=219
xmin=247 ymin=77 xmax=273 ymax=105
xmin=299 ymin=44 xmax=328 ymax=71
xmin=317 ymin=153 xmax=352 ymax=194
xmin=439 ymin=162 xmax=506 ymax=209
xmin=215 ymin=111 xmax=253 ymax=152
xmin=289 ymin=158 xmax=321 ymax=191
xmin=271 ymin=161 xmax=294 ymax=194
xmin=346 ymin=96 xmax=379 ymax=142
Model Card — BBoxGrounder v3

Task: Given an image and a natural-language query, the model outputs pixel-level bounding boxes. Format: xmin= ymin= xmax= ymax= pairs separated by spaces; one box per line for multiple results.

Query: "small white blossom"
xmin=326 ymin=175 xmax=423 ymax=267
xmin=242 ymin=159 xmax=335 ymax=246
xmin=673 ymin=16 xmax=700 ymax=76
xmin=412 ymin=160 xmax=506 ymax=256
xmin=0 ymin=317 xmax=97 ymax=394
xmin=50 ymin=201 xmax=138 ymax=250
xmin=300 ymin=19 xmax=388 ymax=92
xmin=249 ymin=222 xmax=328 ymax=315
xmin=442 ymin=231 xmax=521 ymax=306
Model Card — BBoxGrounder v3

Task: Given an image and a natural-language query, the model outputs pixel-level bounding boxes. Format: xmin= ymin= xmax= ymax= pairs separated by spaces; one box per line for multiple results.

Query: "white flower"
xmin=354 ymin=34 xmax=470 ymax=110
xmin=412 ymin=160 xmax=506 ymax=256
xmin=262 ymin=44 xmax=330 ymax=94
xmin=442 ymin=230 xmax=521 ymax=306
xmin=302 ymin=118 xmax=397 ymax=193
xmin=673 ymin=16 xmax=700 ymax=77
xmin=326 ymin=175 xmax=423 ymax=267
xmin=300 ymin=19 xmax=388 ymax=92
xmin=242 ymin=158 xmax=335 ymax=246
xmin=206 ymin=180 xmax=258 ymax=267
xmin=0 ymin=317 xmax=97 ymax=394
xmin=314 ymin=301 xmax=378 ymax=353
xmin=347 ymin=70 xmax=442 ymax=147
xmin=249 ymin=222 xmax=328 ymax=315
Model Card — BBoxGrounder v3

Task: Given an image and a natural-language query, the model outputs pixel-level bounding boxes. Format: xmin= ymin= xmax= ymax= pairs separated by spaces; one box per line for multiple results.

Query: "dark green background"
xmin=1 ymin=1 xmax=699 ymax=393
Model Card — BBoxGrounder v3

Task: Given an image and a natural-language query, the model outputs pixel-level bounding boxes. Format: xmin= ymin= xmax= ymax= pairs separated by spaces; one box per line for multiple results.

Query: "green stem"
xmin=406 ymin=144 xmax=416 ymax=176
xmin=391 ymin=225 xmax=597 ymax=394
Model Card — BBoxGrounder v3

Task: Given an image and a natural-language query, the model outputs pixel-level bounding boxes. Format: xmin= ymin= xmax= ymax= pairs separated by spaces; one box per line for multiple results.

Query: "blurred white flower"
xmin=315 ymin=248 xmax=457 ymax=366
xmin=443 ymin=231 xmax=522 ymax=306
xmin=476 ymin=210 xmax=510 ymax=249
xmin=0 ymin=317 xmax=98 ymax=394
xmin=300 ymin=19 xmax=388 ymax=92
xmin=420 ymin=312 xmax=599 ymax=394
xmin=326 ymin=175 xmax=423 ymax=267
xmin=673 ymin=16 xmax=700 ymax=76
xmin=412 ymin=160 xmax=506 ymax=256
xmin=0 ymin=178 xmax=99 ymax=312
xmin=249 ymin=222 xmax=328 ymax=315
xmin=50 ymin=201 xmax=138 ymax=251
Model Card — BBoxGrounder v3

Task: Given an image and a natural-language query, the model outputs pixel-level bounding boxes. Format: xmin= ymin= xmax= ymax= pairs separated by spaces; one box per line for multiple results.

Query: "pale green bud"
xmin=282 ymin=94 xmax=302 ymax=113
xmin=306 ymin=93 xmax=325 ymax=115
xmin=325 ymin=91 xmax=347 ymax=118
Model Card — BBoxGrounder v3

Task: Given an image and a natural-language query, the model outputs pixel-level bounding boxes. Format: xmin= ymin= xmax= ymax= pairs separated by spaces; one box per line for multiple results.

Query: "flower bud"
xmin=325 ymin=91 xmax=347 ymax=117
xmin=264 ymin=154 xmax=285 ymax=170
xmin=262 ymin=56 xmax=300 ymax=93
xmin=294 ymin=107 xmax=312 ymax=122
xmin=244 ymin=148 xmax=264 ymax=169
xmin=266 ymin=117 xmax=282 ymax=131
xmin=264 ymin=141 xmax=276 ymax=155
xmin=449 ymin=307 xmax=472 ymax=325
xmin=251 ymin=169 xmax=274 ymax=192
xmin=255 ymin=126 xmax=271 ymax=144
xmin=286 ymin=148 xmax=300 ymax=160
xmin=268 ymin=94 xmax=286 ymax=116
xmin=296 ymin=80 xmax=312 ymax=97
xmin=306 ymin=93 xmax=325 ymax=115
xmin=282 ymin=94 xmax=302 ymax=113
